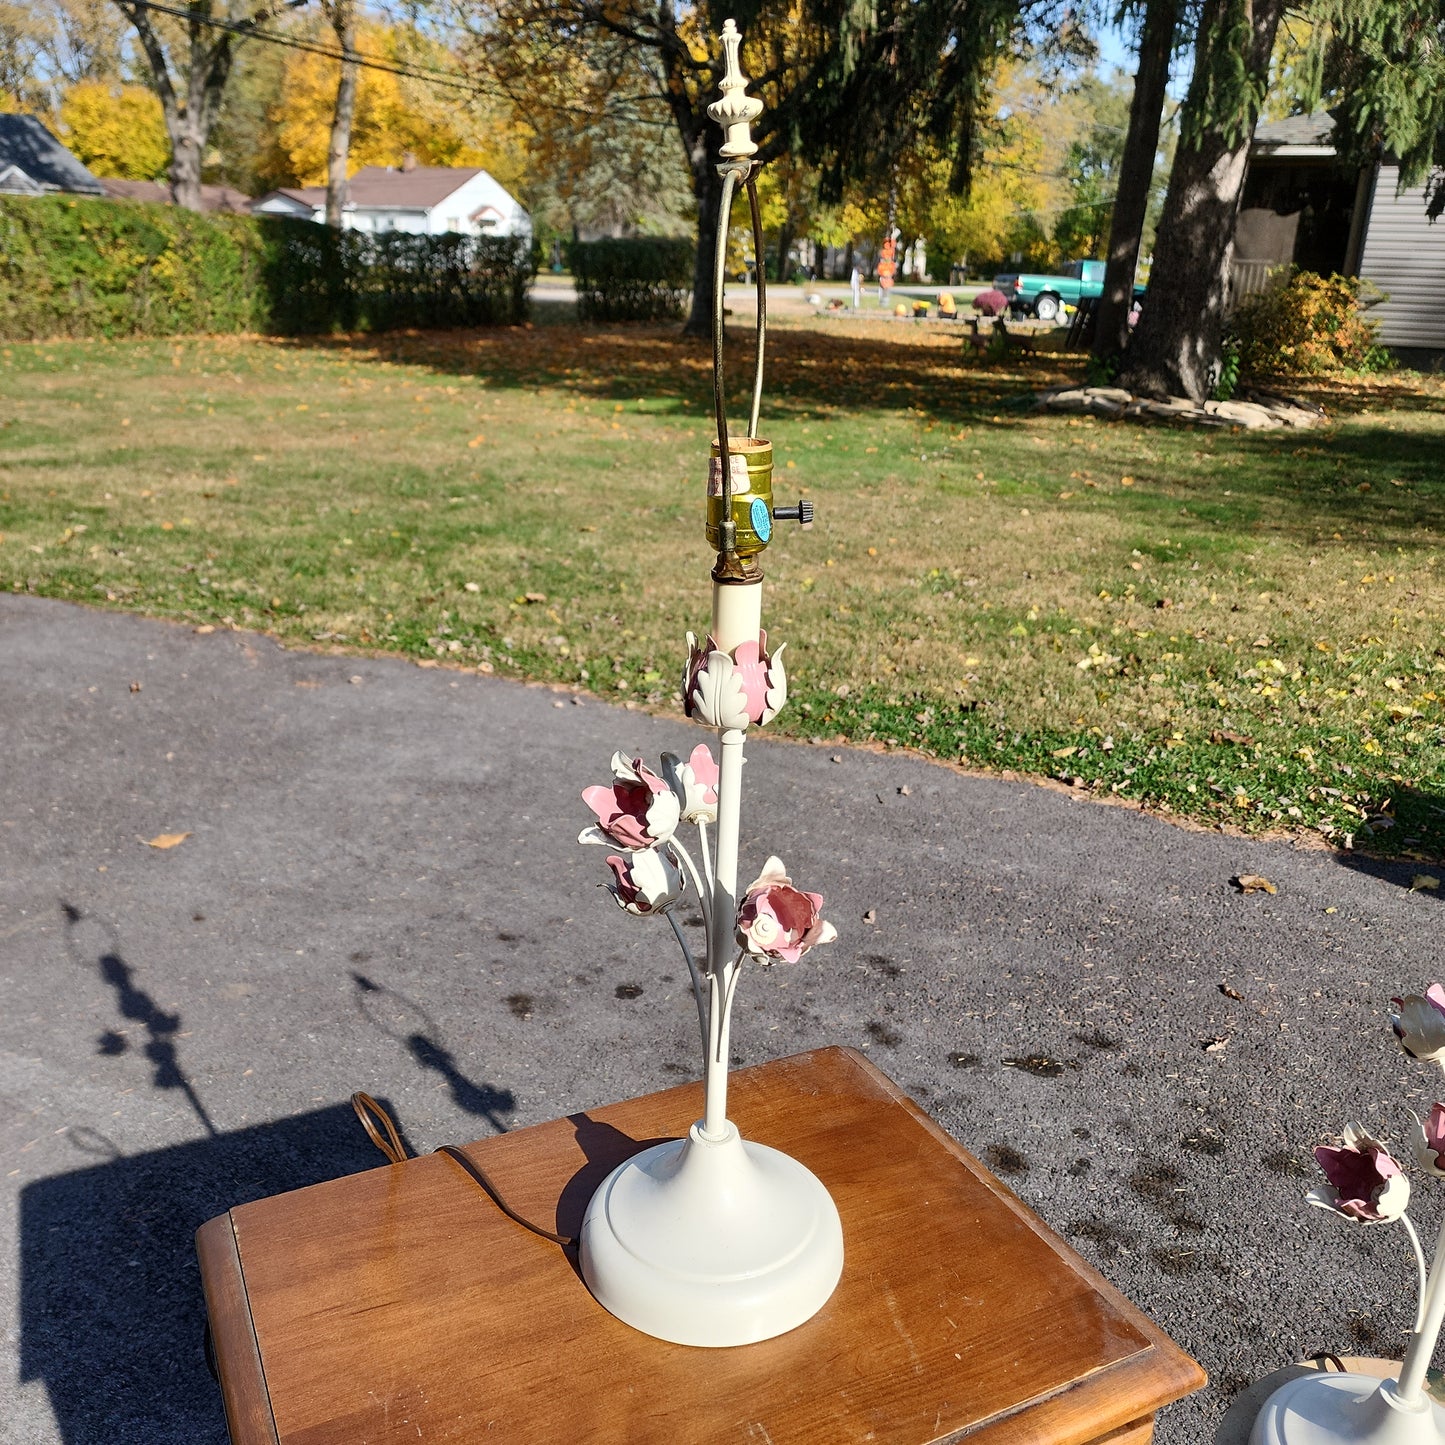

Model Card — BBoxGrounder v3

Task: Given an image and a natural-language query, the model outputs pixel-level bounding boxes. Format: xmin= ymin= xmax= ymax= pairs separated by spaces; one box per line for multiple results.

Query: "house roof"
xmin=343 ymin=165 xmax=485 ymax=209
xmin=1252 ymin=113 xmax=1338 ymax=156
xmin=254 ymin=166 xmax=491 ymax=216
xmin=0 ymin=114 xmax=105 ymax=195
xmin=100 ymin=177 xmax=252 ymax=213
xmin=254 ymin=186 xmax=325 ymax=212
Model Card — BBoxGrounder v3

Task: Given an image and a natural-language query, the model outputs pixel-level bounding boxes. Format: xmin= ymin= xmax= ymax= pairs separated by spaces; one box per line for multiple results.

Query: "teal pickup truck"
xmin=992 ymin=259 xmax=1108 ymax=322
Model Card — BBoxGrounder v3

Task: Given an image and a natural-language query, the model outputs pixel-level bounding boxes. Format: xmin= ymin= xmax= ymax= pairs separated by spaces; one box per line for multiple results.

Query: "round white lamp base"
xmin=579 ymin=1119 xmax=844 ymax=1347
xmin=1252 ymin=1374 xmax=1445 ymax=1445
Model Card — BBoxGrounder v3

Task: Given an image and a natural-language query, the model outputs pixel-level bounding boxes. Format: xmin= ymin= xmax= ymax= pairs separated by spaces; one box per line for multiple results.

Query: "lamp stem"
xmin=1398 ymin=1212 xmax=1445 ymax=1405
xmin=703 ymin=719 xmax=746 ymax=1138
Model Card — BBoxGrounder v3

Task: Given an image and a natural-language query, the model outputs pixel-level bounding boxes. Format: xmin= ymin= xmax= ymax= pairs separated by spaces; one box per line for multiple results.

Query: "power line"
xmin=119 ymin=0 xmax=666 ymax=125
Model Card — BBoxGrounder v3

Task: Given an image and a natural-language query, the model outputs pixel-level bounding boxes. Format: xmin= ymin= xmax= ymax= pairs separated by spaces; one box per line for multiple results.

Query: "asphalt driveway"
xmin=2 ymin=594 xmax=1441 ymax=1444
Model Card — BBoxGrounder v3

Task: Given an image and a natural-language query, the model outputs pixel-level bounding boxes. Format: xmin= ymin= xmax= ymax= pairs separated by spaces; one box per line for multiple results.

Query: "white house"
xmin=252 ymin=162 xmax=530 ymax=240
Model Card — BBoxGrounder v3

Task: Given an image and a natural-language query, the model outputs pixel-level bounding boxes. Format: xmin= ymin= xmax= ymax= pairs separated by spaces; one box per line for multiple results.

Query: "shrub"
xmin=357 ymin=230 xmax=534 ymax=332
xmin=0 ymin=195 xmax=269 ymax=339
xmin=1228 ymin=269 xmax=1390 ymax=379
xmin=0 ymin=195 xmax=534 ymax=340
xmin=570 ymin=237 xmax=693 ymax=322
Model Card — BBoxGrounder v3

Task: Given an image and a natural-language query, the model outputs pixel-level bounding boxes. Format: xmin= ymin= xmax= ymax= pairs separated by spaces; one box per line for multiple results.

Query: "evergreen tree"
xmin=479 ymin=0 xmax=1032 ymax=335
xmin=1300 ymin=0 xmax=1445 ymax=218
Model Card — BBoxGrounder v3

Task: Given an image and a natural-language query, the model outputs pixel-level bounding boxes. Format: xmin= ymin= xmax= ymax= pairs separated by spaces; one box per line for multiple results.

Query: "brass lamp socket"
xmin=706 ymin=437 xmax=774 ymax=559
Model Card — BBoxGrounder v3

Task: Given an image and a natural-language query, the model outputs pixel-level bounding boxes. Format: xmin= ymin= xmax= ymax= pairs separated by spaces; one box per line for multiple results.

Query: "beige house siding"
xmin=1358 ymin=165 xmax=1445 ymax=349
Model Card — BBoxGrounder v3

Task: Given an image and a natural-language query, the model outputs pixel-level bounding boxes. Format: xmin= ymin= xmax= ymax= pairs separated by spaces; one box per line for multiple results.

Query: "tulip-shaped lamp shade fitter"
xmin=578 ymin=19 xmax=843 ymax=1349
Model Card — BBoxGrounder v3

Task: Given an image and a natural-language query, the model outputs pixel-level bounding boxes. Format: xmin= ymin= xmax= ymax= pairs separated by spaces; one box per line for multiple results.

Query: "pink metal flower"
xmin=662 ymin=743 xmax=719 ymax=823
xmin=683 ymin=630 xmax=787 ymax=728
xmin=736 ymin=855 xmax=837 ymax=965
xmin=1308 ymin=1124 xmax=1411 ymax=1223
xmin=1413 ymin=1104 xmax=1445 ymax=1178
xmin=603 ymin=849 xmax=682 ymax=916
xmin=579 ymin=752 xmax=680 ymax=849
xmin=1391 ymin=985 xmax=1445 ymax=1062
xmin=732 ymin=632 xmax=786 ymax=723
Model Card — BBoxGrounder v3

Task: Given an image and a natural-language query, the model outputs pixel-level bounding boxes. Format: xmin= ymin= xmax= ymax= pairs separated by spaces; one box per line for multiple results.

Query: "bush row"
xmin=0 ymin=195 xmax=535 ymax=340
xmin=570 ymin=237 xmax=693 ymax=322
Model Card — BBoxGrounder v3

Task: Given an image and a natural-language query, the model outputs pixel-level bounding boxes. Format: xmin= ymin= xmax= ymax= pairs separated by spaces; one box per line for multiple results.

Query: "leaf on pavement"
xmin=143 ymin=832 xmax=191 ymax=850
xmin=1232 ymin=874 xmax=1277 ymax=895
xmin=1412 ymin=874 xmax=1441 ymax=893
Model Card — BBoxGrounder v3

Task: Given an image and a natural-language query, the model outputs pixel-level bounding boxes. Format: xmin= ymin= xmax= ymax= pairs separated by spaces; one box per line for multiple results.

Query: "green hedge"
xmin=0 ymin=194 xmax=535 ymax=340
xmin=570 ymin=237 xmax=693 ymax=322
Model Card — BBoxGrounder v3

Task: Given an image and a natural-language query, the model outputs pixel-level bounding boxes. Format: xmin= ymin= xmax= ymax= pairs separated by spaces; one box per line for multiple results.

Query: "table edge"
xmin=197 ymin=1212 xmax=281 ymax=1445
xmin=830 ymin=1047 xmax=1209 ymax=1411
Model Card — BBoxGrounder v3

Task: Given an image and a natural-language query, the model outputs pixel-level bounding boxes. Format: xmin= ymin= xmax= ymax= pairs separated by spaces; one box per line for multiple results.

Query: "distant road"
xmin=530 ymin=272 xmax=988 ymax=316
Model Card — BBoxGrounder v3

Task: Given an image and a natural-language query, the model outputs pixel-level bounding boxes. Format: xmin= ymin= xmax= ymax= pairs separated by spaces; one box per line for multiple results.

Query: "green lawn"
xmin=3 ymin=321 xmax=1444 ymax=857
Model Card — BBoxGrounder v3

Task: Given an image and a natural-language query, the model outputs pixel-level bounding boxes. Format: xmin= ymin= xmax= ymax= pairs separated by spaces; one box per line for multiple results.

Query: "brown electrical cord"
xmin=351 ymin=1091 xmax=407 ymax=1164
xmin=349 ymin=1092 xmax=576 ymax=1248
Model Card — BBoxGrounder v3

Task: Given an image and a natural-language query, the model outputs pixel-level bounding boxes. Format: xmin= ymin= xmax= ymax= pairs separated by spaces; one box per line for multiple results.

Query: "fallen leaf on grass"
xmin=1210 ymin=729 xmax=1254 ymax=746
xmin=1412 ymin=875 xmax=1441 ymax=893
xmin=142 ymin=832 xmax=191 ymax=850
xmin=1232 ymin=874 xmax=1277 ymax=895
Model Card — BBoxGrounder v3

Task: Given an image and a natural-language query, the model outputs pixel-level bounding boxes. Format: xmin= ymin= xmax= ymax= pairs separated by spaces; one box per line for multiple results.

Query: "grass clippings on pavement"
xmin=2 ymin=321 xmax=1443 ymax=856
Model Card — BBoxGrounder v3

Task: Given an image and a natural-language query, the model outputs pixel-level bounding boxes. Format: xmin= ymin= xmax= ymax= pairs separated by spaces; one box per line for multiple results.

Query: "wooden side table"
xmin=198 ymin=1047 xmax=1204 ymax=1444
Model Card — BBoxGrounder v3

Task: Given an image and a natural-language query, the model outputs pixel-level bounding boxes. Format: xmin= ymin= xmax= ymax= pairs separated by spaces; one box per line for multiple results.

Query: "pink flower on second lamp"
xmin=1412 ymin=1104 xmax=1445 ymax=1177
xmin=1308 ymin=1123 xmax=1411 ymax=1222
xmin=683 ymin=630 xmax=787 ymax=729
xmin=1391 ymin=985 xmax=1445 ymax=1063
xmin=736 ymin=855 xmax=837 ymax=964
xmin=579 ymin=752 xmax=680 ymax=849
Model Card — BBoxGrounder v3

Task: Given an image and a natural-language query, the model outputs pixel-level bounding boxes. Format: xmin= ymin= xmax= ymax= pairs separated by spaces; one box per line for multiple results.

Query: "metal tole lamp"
xmin=575 ymin=19 xmax=843 ymax=1349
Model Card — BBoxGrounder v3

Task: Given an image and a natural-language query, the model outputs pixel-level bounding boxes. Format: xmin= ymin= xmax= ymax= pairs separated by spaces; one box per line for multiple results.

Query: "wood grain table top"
xmin=197 ymin=1046 xmax=1204 ymax=1445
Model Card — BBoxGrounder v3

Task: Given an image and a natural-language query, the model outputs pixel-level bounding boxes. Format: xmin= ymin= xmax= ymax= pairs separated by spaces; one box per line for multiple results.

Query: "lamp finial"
xmin=707 ymin=19 xmax=762 ymax=171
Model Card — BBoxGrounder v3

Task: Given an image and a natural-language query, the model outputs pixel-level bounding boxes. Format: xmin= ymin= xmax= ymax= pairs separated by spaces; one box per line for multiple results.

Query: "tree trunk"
xmin=1118 ymin=0 xmax=1287 ymax=401
xmin=326 ymin=3 xmax=358 ymax=228
xmin=169 ymin=123 xmax=205 ymax=210
xmin=775 ymin=219 xmax=794 ymax=282
xmin=1093 ymin=0 xmax=1177 ymax=363
xmin=682 ymin=124 xmax=724 ymax=338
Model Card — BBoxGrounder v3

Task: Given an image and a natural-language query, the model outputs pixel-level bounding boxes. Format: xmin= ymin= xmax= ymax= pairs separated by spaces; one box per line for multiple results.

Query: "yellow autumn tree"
xmin=59 ymin=80 xmax=169 ymax=179
xmin=260 ymin=23 xmax=528 ymax=192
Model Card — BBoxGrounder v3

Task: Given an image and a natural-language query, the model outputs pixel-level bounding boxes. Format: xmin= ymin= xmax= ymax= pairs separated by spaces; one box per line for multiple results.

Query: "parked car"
xmin=991 ymin=259 xmax=1111 ymax=321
